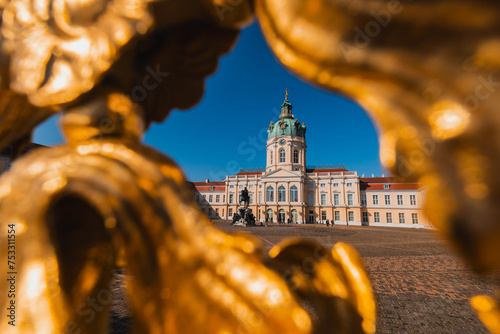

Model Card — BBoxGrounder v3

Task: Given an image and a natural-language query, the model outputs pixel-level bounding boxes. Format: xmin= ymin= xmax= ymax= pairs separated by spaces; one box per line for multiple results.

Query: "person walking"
xmin=326 ymin=219 xmax=330 ymax=227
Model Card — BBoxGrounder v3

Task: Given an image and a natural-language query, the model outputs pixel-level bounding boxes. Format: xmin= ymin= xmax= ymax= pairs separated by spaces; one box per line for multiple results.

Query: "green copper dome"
xmin=267 ymin=94 xmax=306 ymax=140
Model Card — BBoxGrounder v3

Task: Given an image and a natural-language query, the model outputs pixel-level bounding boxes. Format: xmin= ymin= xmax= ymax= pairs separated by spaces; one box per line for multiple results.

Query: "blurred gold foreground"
xmin=0 ymin=0 xmax=499 ymax=333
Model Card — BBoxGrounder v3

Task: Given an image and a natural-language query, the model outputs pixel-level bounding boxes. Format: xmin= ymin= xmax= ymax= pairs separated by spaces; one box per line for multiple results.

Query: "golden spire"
xmin=285 ymin=88 xmax=288 ymax=100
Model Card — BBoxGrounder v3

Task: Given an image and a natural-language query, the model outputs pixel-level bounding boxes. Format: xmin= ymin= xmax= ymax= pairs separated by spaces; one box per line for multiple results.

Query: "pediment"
xmin=263 ymin=168 xmax=302 ymax=179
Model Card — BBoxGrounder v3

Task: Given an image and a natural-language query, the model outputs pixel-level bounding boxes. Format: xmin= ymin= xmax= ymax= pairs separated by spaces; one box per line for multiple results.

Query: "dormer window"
xmin=384 ymin=184 xmax=390 ymax=189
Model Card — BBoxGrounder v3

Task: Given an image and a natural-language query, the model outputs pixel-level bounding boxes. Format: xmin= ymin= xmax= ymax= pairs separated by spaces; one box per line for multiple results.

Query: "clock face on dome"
xmin=279 ymin=139 xmax=286 ymax=146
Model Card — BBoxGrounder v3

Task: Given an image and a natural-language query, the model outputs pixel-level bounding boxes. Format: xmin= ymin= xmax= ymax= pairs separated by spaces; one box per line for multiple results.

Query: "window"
xmin=410 ymin=195 xmax=417 ymax=206
xmin=308 ymin=192 xmax=315 ymax=205
xmin=334 ymin=193 xmax=340 ymax=206
xmin=291 ymin=209 xmax=298 ymax=223
xmin=239 ymin=185 xmax=243 ymax=189
xmin=229 ymin=193 xmax=233 ymax=204
xmin=321 ymin=211 xmax=327 ymax=221
xmin=384 ymin=184 xmax=390 ymax=189
xmin=362 ymin=212 xmax=368 ymax=223
xmin=210 ymin=186 xmax=215 ymax=191
xmin=384 ymin=195 xmax=391 ymax=205
xmin=202 ymin=195 xmax=206 ymax=202
xmin=258 ymin=192 xmax=262 ymax=203
xmin=347 ymin=182 xmax=353 ymax=187
xmin=412 ymin=213 xmax=419 ymax=224
xmin=216 ymin=195 xmax=220 ymax=203
xmin=348 ymin=211 xmax=354 ymax=222
xmin=290 ymin=186 xmax=298 ymax=202
xmin=208 ymin=195 xmax=213 ymax=202
xmin=230 ymin=185 xmax=234 ymax=188
xmin=397 ymin=195 xmax=404 ymax=206
xmin=294 ymin=167 xmax=300 ymax=171
xmin=333 ymin=183 xmax=339 ymax=187
xmin=278 ymin=186 xmax=286 ymax=202
xmin=216 ymin=208 xmax=219 ymax=216
xmin=347 ymin=193 xmax=354 ymax=206
xmin=334 ymin=211 xmax=340 ymax=221
xmin=279 ymin=149 xmax=286 ymax=163
xmin=229 ymin=208 xmax=233 ymax=217
xmin=249 ymin=185 xmax=254 ymax=188
xmin=361 ymin=194 xmax=367 ymax=205
xmin=267 ymin=209 xmax=273 ymax=220
xmin=320 ymin=183 xmax=326 ymax=188
xmin=373 ymin=194 xmax=379 ymax=205
xmin=223 ymin=195 xmax=225 ymax=202
xmin=249 ymin=193 xmax=253 ymax=204
xmin=259 ymin=185 xmax=262 ymax=188
xmin=320 ymin=193 xmax=326 ymax=205
xmin=386 ymin=212 xmax=392 ymax=223
xmin=293 ymin=150 xmax=299 ymax=163
xmin=374 ymin=212 xmax=380 ymax=223
xmin=266 ymin=186 xmax=274 ymax=202
xmin=270 ymin=151 xmax=273 ymax=164
xmin=399 ymin=213 xmax=405 ymax=224
xmin=307 ymin=182 xmax=314 ymax=188
xmin=208 ymin=208 xmax=212 ymax=216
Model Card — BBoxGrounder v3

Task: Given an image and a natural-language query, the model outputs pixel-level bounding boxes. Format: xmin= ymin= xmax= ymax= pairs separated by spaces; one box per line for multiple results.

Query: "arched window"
xmin=291 ymin=209 xmax=298 ymax=223
xmin=293 ymin=150 xmax=299 ymax=163
xmin=279 ymin=149 xmax=286 ymax=163
xmin=267 ymin=209 xmax=273 ymax=220
xmin=290 ymin=185 xmax=298 ymax=202
xmin=279 ymin=209 xmax=285 ymax=222
xmin=266 ymin=186 xmax=274 ymax=202
xmin=278 ymin=185 xmax=286 ymax=202
xmin=270 ymin=151 xmax=273 ymax=164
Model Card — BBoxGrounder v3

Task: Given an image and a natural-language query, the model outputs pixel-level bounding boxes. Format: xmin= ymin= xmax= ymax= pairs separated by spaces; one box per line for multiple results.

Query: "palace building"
xmin=192 ymin=93 xmax=429 ymax=228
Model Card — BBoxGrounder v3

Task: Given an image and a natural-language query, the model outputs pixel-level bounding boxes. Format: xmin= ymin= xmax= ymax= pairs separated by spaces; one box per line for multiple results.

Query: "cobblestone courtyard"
xmin=215 ymin=221 xmax=496 ymax=334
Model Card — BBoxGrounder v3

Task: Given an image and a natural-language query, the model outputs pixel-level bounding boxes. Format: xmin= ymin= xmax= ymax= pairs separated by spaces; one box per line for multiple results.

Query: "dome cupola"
xmin=267 ymin=89 xmax=306 ymax=140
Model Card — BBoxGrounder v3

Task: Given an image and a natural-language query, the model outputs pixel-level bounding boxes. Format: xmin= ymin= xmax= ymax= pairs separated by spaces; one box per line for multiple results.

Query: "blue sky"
xmin=33 ymin=22 xmax=383 ymax=182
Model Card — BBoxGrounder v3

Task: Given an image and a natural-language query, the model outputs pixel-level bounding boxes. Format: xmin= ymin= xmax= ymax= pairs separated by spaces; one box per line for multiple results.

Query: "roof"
xmin=306 ymin=168 xmax=348 ymax=173
xmin=360 ymin=177 xmax=422 ymax=190
xmin=236 ymin=171 xmax=263 ymax=176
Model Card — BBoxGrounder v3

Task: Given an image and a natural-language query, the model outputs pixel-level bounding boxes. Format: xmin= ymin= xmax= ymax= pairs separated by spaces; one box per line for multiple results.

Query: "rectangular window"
xmin=208 ymin=208 xmax=212 ymax=216
xmin=397 ymin=195 xmax=404 ymax=206
xmin=321 ymin=211 xmax=327 ymax=221
xmin=334 ymin=211 xmax=340 ymax=221
xmin=209 ymin=195 xmax=213 ymax=203
xmin=216 ymin=208 xmax=219 ymax=216
xmin=239 ymin=185 xmax=243 ymax=189
xmin=320 ymin=183 xmax=326 ymax=188
xmin=399 ymin=213 xmax=405 ymax=224
xmin=374 ymin=212 xmax=380 ymax=223
xmin=320 ymin=193 xmax=326 ymax=205
xmin=249 ymin=185 xmax=253 ymax=188
xmin=223 ymin=195 xmax=225 ymax=203
xmin=216 ymin=195 xmax=220 ymax=203
xmin=386 ymin=212 xmax=392 ymax=223
xmin=384 ymin=184 xmax=390 ymax=189
xmin=333 ymin=183 xmax=339 ymax=187
xmin=334 ymin=193 xmax=340 ymax=206
xmin=308 ymin=183 xmax=314 ymax=188
xmin=249 ymin=193 xmax=253 ymax=204
xmin=410 ymin=195 xmax=417 ymax=206
xmin=229 ymin=208 xmax=233 ymax=217
xmin=362 ymin=212 xmax=368 ymax=223
xmin=258 ymin=192 xmax=262 ymax=204
xmin=347 ymin=193 xmax=354 ymax=206
xmin=373 ymin=194 xmax=379 ymax=205
xmin=412 ymin=213 xmax=419 ymax=224
xmin=384 ymin=195 xmax=391 ymax=206
xmin=202 ymin=195 xmax=206 ymax=203
xmin=308 ymin=192 xmax=315 ymax=205
xmin=230 ymin=185 xmax=234 ymax=188
xmin=229 ymin=194 xmax=233 ymax=204
xmin=348 ymin=211 xmax=354 ymax=222
xmin=347 ymin=182 xmax=353 ymax=187
xmin=361 ymin=194 xmax=367 ymax=205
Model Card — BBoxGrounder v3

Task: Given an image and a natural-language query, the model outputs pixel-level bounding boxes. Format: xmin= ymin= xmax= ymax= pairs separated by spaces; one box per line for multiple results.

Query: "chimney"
xmin=362 ymin=173 xmax=365 ymax=177
xmin=205 ymin=179 xmax=209 ymax=183
xmin=372 ymin=173 xmax=374 ymax=177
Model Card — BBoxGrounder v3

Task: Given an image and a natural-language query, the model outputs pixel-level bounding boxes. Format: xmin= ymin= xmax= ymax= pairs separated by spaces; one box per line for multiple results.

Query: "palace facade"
xmin=193 ymin=94 xmax=429 ymax=228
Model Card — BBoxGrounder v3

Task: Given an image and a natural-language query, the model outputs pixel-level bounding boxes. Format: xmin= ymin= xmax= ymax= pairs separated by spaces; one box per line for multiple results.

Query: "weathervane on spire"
xmin=285 ymin=88 xmax=288 ymax=100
